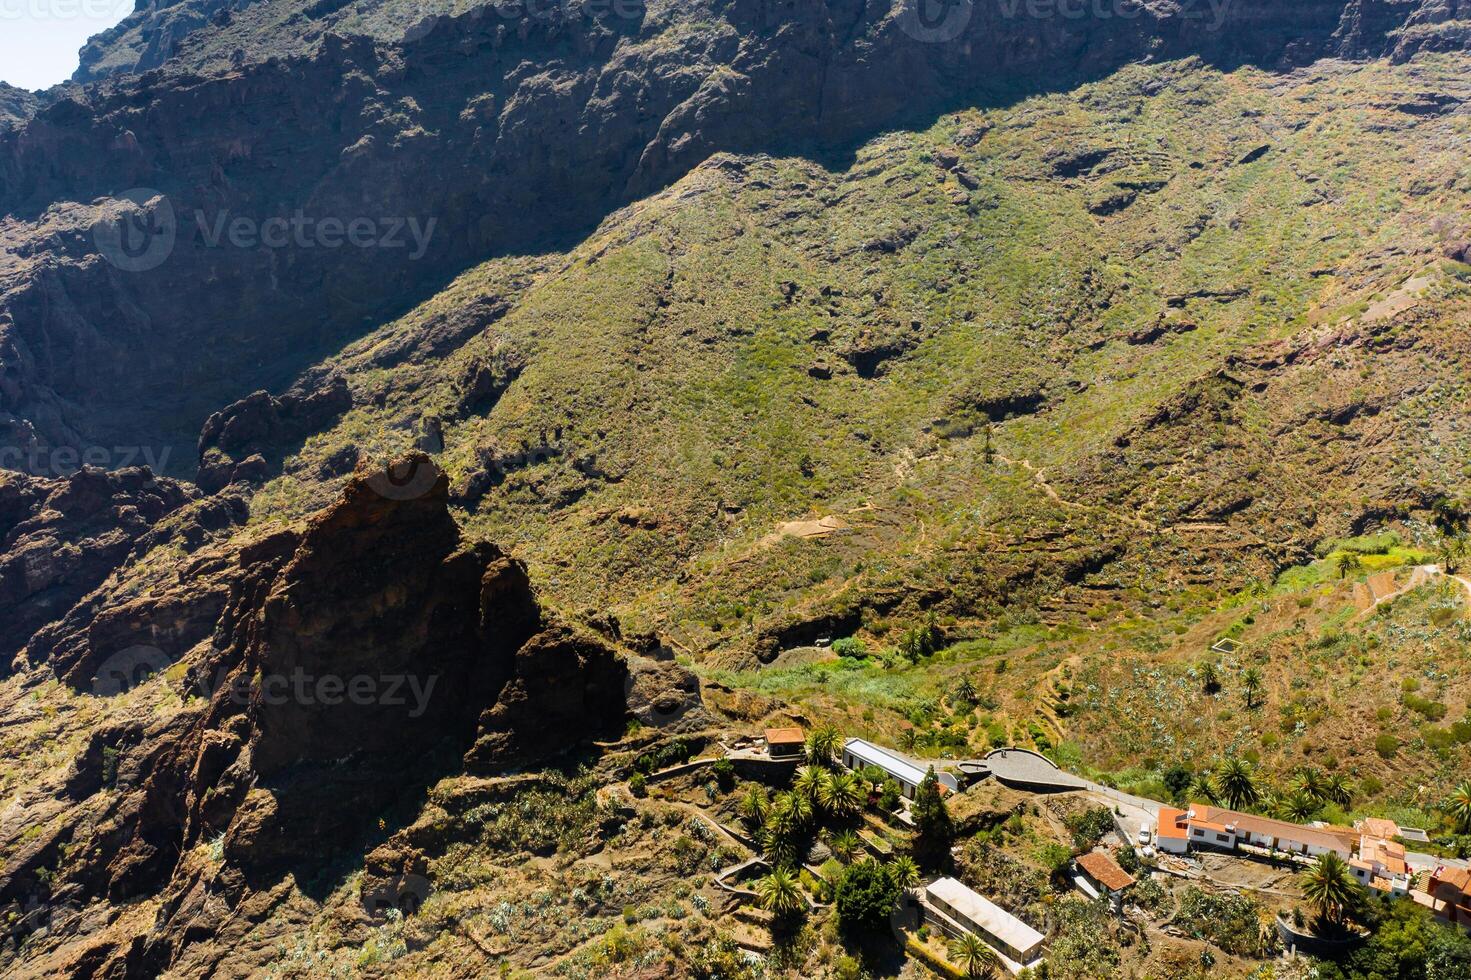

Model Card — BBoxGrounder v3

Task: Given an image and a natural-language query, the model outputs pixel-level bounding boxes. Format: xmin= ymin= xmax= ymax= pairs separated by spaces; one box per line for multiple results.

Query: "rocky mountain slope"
xmin=1 ymin=0 xmax=1466 ymax=467
xmin=3 ymin=1 xmax=1471 ymax=976
xmin=0 ymin=455 xmax=697 ymax=975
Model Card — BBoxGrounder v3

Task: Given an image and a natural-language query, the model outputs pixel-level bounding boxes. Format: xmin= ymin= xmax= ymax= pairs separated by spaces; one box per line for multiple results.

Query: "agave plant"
xmin=827 ymin=830 xmax=861 ymax=862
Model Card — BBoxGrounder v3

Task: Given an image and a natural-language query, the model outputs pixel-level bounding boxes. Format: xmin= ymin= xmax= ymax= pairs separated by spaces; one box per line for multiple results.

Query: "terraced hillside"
xmin=238 ymin=54 xmax=1471 ymax=663
xmin=5 ymin=3 xmax=1471 ymax=977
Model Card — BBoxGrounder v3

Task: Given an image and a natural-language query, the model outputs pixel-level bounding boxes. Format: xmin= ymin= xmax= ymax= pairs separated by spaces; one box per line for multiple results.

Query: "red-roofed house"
xmin=1424 ymin=866 xmax=1471 ymax=929
xmin=1155 ymin=807 xmax=1190 ymax=855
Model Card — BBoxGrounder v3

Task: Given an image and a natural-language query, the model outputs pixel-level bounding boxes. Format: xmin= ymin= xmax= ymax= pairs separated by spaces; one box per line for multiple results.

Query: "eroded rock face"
xmin=0 ymin=467 xmax=204 ymax=671
xmin=0 ymin=455 xmax=662 ymax=976
xmin=196 ymin=372 xmax=352 ymax=492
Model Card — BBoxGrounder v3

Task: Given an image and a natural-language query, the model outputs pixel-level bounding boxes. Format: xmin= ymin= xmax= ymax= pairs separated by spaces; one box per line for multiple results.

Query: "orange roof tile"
xmin=1156 ymin=807 xmax=1189 ymax=840
xmin=1360 ymin=818 xmax=1399 ymax=839
xmin=1076 ymin=851 xmax=1136 ymax=892
xmin=764 ymin=727 xmax=805 ymax=745
xmin=1190 ymin=805 xmax=1355 ymax=852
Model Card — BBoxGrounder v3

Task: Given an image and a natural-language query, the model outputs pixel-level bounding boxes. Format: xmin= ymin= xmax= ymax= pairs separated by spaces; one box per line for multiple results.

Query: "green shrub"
xmin=1374 ymin=734 xmax=1399 ymax=759
xmin=1405 ymin=694 xmax=1448 ymax=721
xmin=833 ymin=860 xmax=902 ymax=937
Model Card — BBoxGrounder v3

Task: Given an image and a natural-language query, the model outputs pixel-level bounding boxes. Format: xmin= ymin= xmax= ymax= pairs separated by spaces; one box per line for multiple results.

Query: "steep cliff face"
xmin=0 ymin=83 xmax=38 ymax=128
xmin=0 ymin=467 xmax=228 ymax=671
xmin=1 ymin=0 xmax=1463 ymax=474
xmin=0 ymin=455 xmax=667 ymax=976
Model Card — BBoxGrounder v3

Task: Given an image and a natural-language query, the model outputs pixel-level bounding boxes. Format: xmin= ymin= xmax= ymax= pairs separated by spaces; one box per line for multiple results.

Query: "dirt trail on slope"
xmin=996 ymin=454 xmax=1158 ymax=532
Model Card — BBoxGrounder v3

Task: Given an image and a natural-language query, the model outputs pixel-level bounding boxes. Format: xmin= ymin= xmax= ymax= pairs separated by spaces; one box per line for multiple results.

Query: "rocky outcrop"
xmin=0 ymin=467 xmax=204 ymax=670
xmin=73 ymin=0 xmax=272 ymax=83
xmin=0 ymin=83 xmax=38 ymax=129
xmin=196 ymin=372 xmax=352 ymax=491
xmin=0 ymin=455 xmax=675 ymax=976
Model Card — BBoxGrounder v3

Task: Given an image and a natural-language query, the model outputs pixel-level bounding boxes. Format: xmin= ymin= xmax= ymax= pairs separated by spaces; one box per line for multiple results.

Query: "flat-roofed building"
xmin=924 ymin=877 xmax=1045 ymax=967
xmin=840 ymin=738 xmax=959 ymax=799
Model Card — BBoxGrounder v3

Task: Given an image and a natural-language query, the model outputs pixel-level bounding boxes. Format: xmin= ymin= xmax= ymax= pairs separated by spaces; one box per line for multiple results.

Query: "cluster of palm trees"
xmin=1187 ymin=759 xmax=1352 ymax=821
xmin=1197 ymin=661 xmax=1264 ymax=709
xmin=742 ymin=763 xmax=869 ymax=868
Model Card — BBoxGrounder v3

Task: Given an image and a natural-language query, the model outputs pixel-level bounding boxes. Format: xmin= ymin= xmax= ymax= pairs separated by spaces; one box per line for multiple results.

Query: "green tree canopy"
xmin=912 ymin=768 xmax=955 ymax=865
xmin=834 ymin=859 xmax=902 ymax=937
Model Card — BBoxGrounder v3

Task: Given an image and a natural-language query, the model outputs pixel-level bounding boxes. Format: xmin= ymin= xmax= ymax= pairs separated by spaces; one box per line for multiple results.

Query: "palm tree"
xmin=827 ymin=830 xmax=861 ymax=862
xmin=1199 ymin=660 xmax=1220 ymax=694
xmin=821 ymin=771 xmax=866 ymax=821
xmin=1215 ymin=757 xmax=1260 ymax=810
xmin=779 ymin=790 xmax=813 ymax=827
xmin=898 ymin=728 xmax=920 ymax=753
xmin=953 ymin=675 xmax=978 ymax=709
xmin=889 ymin=855 xmax=920 ymax=890
xmin=1301 ymin=852 xmax=1361 ymax=929
xmin=794 ymin=766 xmax=826 ymax=807
xmin=762 ymin=804 xmax=802 ymax=869
xmin=740 ymin=785 xmax=770 ymax=829
xmin=1323 ymin=774 xmax=1353 ymax=808
xmin=1445 ymin=780 xmax=1471 ymax=833
xmin=1335 ymin=552 xmax=1363 ymax=579
xmin=806 ymin=724 xmax=841 ymax=768
xmin=1293 ymin=767 xmax=1327 ymax=802
xmin=1242 ymin=668 xmax=1264 ymax=710
xmin=948 ymin=933 xmax=999 ymax=978
xmin=1189 ymin=771 xmax=1220 ymax=805
xmin=1278 ymin=790 xmax=1320 ymax=823
xmin=756 ymin=868 xmax=805 ymax=920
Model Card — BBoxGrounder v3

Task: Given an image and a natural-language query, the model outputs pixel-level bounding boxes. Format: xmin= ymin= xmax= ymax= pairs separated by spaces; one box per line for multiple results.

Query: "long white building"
xmin=840 ymin=737 xmax=960 ymax=799
xmin=924 ymin=877 xmax=1046 ymax=970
